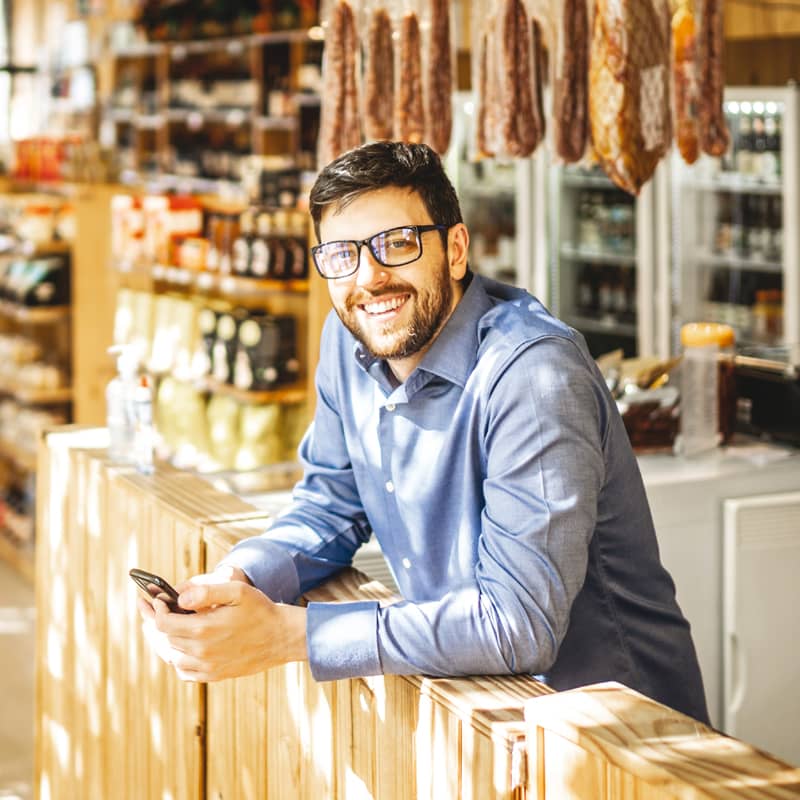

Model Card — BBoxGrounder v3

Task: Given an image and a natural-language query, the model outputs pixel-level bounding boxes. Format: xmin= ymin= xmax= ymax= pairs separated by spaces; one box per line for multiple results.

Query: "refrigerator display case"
xmin=669 ymin=85 xmax=800 ymax=352
xmin=547 ymin=163 xmax=659 ymax=359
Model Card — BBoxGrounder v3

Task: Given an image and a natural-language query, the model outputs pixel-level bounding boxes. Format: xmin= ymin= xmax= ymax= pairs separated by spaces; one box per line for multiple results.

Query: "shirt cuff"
xmin=216 ymin=538 xmax=300 ymax=604
xmin=306 ymin=600 xmax=382 ymax=681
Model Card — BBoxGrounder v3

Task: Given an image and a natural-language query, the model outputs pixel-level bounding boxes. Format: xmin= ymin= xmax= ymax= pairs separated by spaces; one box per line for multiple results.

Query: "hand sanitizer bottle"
xmin=133 ymin=374 xmax=156 ymax=475
xmin=106 ymin=345 xmax=139 ymax=463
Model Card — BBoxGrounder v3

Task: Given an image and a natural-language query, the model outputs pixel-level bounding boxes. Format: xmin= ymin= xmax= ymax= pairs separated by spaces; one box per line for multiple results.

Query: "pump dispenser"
xmin=106 ymin=345 xmax=140 ymax=463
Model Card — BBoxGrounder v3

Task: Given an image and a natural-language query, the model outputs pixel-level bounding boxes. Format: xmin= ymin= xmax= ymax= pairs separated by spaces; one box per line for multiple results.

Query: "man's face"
xmin=319 ymin=187 xmax=468 ymax=374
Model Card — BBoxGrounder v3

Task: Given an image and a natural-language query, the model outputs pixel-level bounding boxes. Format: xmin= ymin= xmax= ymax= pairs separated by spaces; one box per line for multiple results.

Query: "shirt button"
xmin=386 ymin=403 xmax=396 ymax=412
xmin=385 ymin=480 xmax=395 ymax=493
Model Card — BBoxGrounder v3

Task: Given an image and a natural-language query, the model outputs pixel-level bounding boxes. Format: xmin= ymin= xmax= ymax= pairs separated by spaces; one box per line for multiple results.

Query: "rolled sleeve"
xmin=306 ymin=600 xmax=382 ymax=681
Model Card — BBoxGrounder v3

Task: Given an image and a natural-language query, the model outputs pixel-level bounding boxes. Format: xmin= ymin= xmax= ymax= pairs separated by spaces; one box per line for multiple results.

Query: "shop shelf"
xmin=205 ymin=378 xmax=307 ymax=405
xmin=0 ymin=528 xmax=34 ymax=584
xmin=0 ymin=301 xmax=70 ymax=324
xmin=560 ymin=244 xmax=637 ymax=265
xmin=684 ymin=175 xmax=783 ymax=195
xmin=694 ymin=250 xmax=783 ymax=273
xmin=166 ymin=108 xmax=251 ymax=127
xmin=254 ymin=115 xmax=298 ymax=131
xmin=564 ymin=313 xmax=637 ymax=338
xmin=0 ymin=437 xmax=37 ymax=472
xmin=0 ymin=383 xmax=73 ymax=405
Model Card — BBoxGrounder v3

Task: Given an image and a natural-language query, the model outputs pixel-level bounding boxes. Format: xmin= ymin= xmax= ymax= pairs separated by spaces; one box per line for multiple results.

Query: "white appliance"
xmin=722 ymin=490 xmax=800 ymax=766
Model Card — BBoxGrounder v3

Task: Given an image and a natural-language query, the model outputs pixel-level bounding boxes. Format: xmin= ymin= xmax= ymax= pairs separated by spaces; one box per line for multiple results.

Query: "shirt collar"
xmin=353 ymin=271 xmax=494 ymax=390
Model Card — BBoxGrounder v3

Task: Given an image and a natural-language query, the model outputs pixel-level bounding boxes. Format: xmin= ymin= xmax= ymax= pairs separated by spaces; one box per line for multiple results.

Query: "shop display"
xmin=670 ymin=85 xmax=799 ymax=351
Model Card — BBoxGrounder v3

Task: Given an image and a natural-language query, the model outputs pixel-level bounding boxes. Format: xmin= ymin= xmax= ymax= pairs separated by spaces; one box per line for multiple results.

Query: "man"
xmin=140 ymin=141 xmax=709 ymax=723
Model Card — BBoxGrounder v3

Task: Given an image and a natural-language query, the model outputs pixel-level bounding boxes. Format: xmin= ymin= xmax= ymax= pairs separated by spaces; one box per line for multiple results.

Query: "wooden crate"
xmin=525 ymin=682 xmax=800 ymax=799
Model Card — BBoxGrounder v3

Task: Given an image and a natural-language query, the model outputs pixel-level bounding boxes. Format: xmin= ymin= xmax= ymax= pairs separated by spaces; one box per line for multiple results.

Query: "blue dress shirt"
xmin=220 ymin=273 xmax=709 ymax=723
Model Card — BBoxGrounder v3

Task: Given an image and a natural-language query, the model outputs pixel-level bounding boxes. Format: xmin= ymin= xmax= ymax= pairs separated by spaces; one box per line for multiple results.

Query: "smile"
xmin=360 ymin=295 xmax=409 ymax=316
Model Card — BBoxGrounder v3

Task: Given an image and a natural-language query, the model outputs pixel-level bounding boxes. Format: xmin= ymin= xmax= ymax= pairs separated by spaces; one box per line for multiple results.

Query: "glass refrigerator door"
xmin=670 ymin=85 xmax=800 ymax=352
xmin=548 ymin=164 xmax=658 ymax=358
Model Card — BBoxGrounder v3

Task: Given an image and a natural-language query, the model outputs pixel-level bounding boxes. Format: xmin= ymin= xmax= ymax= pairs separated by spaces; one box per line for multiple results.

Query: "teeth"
xmin=363 ymin=296 xmax=405 ymax=314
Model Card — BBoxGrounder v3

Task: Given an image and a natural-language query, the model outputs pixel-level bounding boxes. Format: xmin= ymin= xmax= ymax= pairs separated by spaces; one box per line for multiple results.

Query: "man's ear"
xmin=448 ymin=223 xmax=469 ymax=281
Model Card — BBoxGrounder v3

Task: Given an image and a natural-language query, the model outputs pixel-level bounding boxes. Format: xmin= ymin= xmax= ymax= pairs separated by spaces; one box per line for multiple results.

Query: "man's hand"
xmin=136 ymin=566 xmax=307 ymax=682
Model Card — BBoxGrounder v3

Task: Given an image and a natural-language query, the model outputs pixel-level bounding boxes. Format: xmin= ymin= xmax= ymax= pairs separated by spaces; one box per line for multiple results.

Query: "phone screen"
xmin=129 ymin=568 xmax=195 ymax=614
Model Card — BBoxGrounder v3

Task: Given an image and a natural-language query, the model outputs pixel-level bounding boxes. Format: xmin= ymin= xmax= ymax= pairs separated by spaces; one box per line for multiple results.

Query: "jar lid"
xmin=680 ymin=322 xmax=736 ymax=348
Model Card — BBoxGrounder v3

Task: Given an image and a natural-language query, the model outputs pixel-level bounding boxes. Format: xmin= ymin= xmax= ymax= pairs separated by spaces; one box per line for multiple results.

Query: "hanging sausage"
xmin=364 ymin=6 xmax=395 ymax=141
xmin=553 ymin=0 xmax=589 ymax=163
xmin=395 ymin=11 xmax=426 ymax=143
xmin=671 ymin=0 xmax=701 ymax=164
xmin=426 ymin=0 xmax=453 ymax=154
xmin=697 ymin=0 xmax=730 ymax=156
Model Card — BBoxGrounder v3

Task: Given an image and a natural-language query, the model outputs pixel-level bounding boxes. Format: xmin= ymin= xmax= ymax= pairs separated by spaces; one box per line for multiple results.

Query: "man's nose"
xmin=354 ymin=243 xmax=389 ymax=288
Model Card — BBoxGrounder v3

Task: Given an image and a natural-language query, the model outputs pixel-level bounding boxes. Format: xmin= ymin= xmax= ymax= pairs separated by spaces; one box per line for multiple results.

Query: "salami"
xmin=589 ymin=0 xmax=671 ymax=194
xmin=697 ymin=0 xmax=729 ymax=156
xmin=317 ymin=1 xmax=361 ymax=166
xmin=340 ymin=2 xmax=362 ymax=153
xmin=553 ymin=0 xmax=589 ymax=163
xmin=671 ymin=0 xmax=700 ymax=164
xmin=475 ymin=31 xmax=495 ymax=157
xmin=426 ymin=0 xmax=453 ymax=154
xmin=364 ymin=7 xmax=394 ymax=141
xmin=500 ymin=0 xmax=544 ymax=157
xmin=395 ymin=13 xmax=426 ymax=143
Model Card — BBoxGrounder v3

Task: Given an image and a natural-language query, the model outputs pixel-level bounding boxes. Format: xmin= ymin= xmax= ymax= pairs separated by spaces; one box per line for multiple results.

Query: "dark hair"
xmin=309 ymin=141 xmax=463 ymax=241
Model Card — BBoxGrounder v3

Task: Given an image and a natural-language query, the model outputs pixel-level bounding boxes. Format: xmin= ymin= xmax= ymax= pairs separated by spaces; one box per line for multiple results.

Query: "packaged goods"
xmin=233 ymin=313 xmax=300 ymax=391
xmin=589 ymin=0 xmax=671 ymax=194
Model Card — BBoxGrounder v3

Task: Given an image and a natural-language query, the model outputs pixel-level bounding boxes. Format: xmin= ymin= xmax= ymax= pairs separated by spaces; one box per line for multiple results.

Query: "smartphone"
xmin=129 ymin=568 xmax=195 ymax=614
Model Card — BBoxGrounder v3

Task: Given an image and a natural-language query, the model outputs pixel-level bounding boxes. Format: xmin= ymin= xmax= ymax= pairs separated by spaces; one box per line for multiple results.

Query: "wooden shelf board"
xmin=0 ymin=437 xmax=37 ymax=471
xmin=0 ymin=384 xmax=73 ymax=405
xmin=205 ymin=378 xmax=307 ymax=405
xmin=0 ymin=301 xmax=70 ymax=324
xmin=0 ymin=528 xmax=34 ymax=584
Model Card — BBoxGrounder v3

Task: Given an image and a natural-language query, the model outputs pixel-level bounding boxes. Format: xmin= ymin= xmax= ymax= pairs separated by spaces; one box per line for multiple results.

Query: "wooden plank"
xmin=542 ymin=730 xmax=608 ymax=800
xmin=525 ymin=682 xmax=800 ymax=799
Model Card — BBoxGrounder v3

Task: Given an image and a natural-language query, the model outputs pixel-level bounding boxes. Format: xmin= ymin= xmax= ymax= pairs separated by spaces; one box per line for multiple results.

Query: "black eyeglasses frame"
xmin=311 ymin=224 xmax=450 ymax=280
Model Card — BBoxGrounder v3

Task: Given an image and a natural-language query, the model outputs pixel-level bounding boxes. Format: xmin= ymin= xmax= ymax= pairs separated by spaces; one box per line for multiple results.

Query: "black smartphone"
xmin=129 ymin=568 xmax=195 ymax=614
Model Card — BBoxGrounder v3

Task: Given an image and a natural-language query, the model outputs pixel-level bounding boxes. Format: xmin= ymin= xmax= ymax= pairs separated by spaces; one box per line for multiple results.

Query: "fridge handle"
xmin=727 ymin=631 xmax=748 ymax=723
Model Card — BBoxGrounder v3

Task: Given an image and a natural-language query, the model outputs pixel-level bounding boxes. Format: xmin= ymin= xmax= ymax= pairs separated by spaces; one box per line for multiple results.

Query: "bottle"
xmin=734 ymin=113 xmax=753 ymax=176
xmin=133 ymin=374 xmax=156 ymax=475
xmin=106 ymin=345 xmax=140 ymax=463
xmin=232 ymin=209 xmax=255 ymax=276
xmin=677 ymin=322 xmax=736 ymax=457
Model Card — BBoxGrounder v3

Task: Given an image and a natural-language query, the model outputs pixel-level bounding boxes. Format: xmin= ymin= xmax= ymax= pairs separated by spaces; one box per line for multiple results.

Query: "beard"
xmin=334 ymin=257 xmax=454 ymax=361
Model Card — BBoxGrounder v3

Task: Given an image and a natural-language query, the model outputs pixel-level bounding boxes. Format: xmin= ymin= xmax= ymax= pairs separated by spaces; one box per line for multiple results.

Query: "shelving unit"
xmin=105 ymin=28 xmax=323 ymax=181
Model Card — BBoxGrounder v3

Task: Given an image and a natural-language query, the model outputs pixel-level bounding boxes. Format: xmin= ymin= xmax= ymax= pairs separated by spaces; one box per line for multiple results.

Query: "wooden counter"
xmin=35 ymin=426 xmax=800 ymax=799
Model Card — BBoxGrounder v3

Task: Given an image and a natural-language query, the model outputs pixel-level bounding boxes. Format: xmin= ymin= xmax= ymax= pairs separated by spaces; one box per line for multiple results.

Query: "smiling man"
xmin=139 ymin=141 xmax=709 ymax=723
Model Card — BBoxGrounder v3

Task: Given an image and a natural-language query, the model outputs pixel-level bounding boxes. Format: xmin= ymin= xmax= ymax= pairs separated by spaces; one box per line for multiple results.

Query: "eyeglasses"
xmin=311 ymin=224 xmax=449 ymax=280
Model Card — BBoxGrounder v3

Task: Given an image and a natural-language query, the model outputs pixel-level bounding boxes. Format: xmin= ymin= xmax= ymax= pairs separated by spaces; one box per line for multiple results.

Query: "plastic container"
xmin=106 ymin=346 xmax=140 ymax=463
xmin=133 ymin=374 xmax=155 ymax=475
xmin=677 ymin=322 xmax=736 ymax=456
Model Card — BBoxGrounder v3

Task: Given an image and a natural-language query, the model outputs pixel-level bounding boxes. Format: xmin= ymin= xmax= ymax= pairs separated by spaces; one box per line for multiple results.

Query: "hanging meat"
xmin=589 ymin=0 xmax=671 ymax=194
xmin=395 ymin=12 xmax=426 ymax=143
xmin=317 ymin=0 xmax=362 ymax=167
xmin=364 ymin=7 xmax=394 ymax=141
xmin=475 ymin=30 xmax=495 ymax=157
xmin=500 ymin=0 xmax=545 ymax=158
xmin=426 ymin=0 xmax=453 ymax=154
xmin=697 ymin=0 xmax=730 ymax=155
xmin=671 ymin=0 xmax=700 ymax=164
xmin=553 ymin=0 xmax=589 ymax=162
